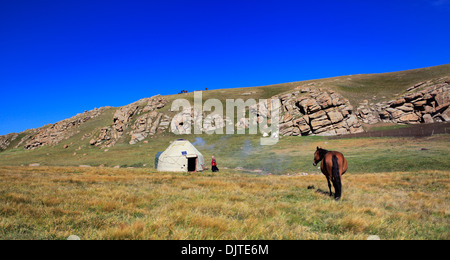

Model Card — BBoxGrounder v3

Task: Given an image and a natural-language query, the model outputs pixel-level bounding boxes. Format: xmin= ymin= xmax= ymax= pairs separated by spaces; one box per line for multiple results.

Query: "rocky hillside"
xmin=0 ymin=65 xmax=449 ymax=152
xmin=357 ymin=78 xmax=450 ymax=124
xmin=265 ymin=76 xmax=449 ymax=137
xmin=89 ymin=95 xmax=171 ymax=148
xmin=269 ymin=88 xmax=364 ymax=137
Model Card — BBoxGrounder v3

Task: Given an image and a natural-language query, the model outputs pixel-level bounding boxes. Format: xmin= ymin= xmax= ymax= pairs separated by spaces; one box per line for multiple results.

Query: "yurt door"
xmin=187 ymin=157 xmax=197 ymax=172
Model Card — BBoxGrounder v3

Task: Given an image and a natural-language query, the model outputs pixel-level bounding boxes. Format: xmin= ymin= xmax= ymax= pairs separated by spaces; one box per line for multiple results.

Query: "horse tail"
xmin=332 ymin=155 xmax=341 ymax=200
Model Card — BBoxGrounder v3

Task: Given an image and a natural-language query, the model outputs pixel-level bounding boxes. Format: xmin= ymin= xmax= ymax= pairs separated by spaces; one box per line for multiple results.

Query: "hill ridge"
xmin=0 ymin=64 xmax=449 ymax=152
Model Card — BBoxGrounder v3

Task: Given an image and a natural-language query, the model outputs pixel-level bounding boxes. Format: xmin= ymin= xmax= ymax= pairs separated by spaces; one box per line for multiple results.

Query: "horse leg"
xmin=332 ymin=155 xmax=342 ymax=201
xmin=326 ymin=176 xmax=333 ymax=196
xmin=331 ymin=177 xmax=340 ymax=200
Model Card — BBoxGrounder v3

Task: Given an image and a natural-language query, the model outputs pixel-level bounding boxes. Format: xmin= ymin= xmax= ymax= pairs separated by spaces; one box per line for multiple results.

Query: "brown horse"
xmin=313 ymin=147 xmax=348 ymax=200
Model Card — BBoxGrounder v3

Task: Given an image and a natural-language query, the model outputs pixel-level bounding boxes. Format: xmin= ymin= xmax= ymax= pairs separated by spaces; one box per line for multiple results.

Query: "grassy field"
xmin=0 ymin=166 xmax=448 ymax=240
xmin=0 ymin=135 xmax=449 ymax=240
xmin=1 ymin=133 xmax=449 ymax=175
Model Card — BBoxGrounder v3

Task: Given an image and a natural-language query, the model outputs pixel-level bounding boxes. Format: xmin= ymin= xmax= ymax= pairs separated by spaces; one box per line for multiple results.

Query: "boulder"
xmin=282 ymin=113 xmax=294 ymax=123
xmin=308 ymin=110 xmax=327 ymax=120
xmin=443 ymin=107 xmax=450 ymax=119
xmin=327 ymin=110 xmax=344 ymax=124
xmin=289 ymin=127 xmax=299 ymax=136
xmin=390 ymin=98 xmax=406 ymax=107
xmin=301 ymin=88 xmax=310 ymax=93
xmin=367 ymin=235 xmax=381 ymax=241
xmin=349 ymin=125 xmax=364 ymax=134
xmin=378 ymin=110 xmax=390 ymax=119
xmin=423 ymin=93 xmax=433 ymax=100
xmin=360 ymin=108 xmax=371 ymax=115
xmin=339 ymin=105 xmax=353 ymax=117
xmin=299 ymin=98 xmax=321 ymax=114
xmin=412 ymin=100 xmax=427 ymax=107
xmin=423 ymin=105 xmax=434 ymax=114
xmin=432 ymin=113 xmax=448 ymax=122
xmin=398 ymin=113 xmax=420 ymax=124
xmin=280 ymin=127 xmax=294 ymax=136
xmin=346 ymin=114 xmax=360 ymax=127
xmin=335 ymin=127 xmax=349 ymax=135
xmin=388 ymin=108 xmax=404 ymax=119
xmin=404 ymin=92 xmax=423 ymax=102
xmin=397 ymin=103 xmax=414 ymax=112
xmin=142 ymin=95 xmax=168 ymax=113
xmin=67 ymin=235 xmax=81 ymax=241
xmin=90 ymin=127 xmax=112 ymax=147
xmin=434 ymin=102 xmax=449 ymax=114
xmin=330 ymin=93 xmax=345 ymax=106
xmin=316 ymin=93 xmax=333 ymax=109
xmin=334 ymin=120 xmax=349 ymax=130
xmin=422 ymin=114 xmax=434 ymax=124
xmin=311 ymin=118 xmax=332 ymax=130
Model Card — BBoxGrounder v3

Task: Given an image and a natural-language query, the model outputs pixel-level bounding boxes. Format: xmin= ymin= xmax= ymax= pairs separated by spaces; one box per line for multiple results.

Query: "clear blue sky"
xmin=1 ymin=0 xmax=449 ymax=135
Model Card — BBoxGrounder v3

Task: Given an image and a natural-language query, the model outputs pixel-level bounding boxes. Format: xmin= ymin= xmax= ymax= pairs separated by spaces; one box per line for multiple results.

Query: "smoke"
xmin=238 ymin=139 xmax=290 ymax=174
xmin=193 ymin=137 xmax=216 ymax=150
xmin=193 ymin=136 xmax=293 ymax=174
xmin=193 ymin=137 xmax=206 ymax=147
xmin=241 ymin=139 xmax=255 ymax=158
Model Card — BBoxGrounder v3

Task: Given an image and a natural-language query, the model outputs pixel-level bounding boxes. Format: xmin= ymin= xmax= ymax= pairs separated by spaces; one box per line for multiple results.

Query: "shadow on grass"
xmin=315 ymin=188 xmax=333 ymax=197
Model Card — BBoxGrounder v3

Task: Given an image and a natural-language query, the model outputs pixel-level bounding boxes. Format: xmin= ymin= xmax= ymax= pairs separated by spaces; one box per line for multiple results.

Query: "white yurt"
xmin=156 ymin=139 xmax=205 ymax=172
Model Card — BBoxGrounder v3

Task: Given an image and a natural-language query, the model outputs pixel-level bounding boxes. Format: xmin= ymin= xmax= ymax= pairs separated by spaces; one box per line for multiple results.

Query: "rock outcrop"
xmin=110 ymin=103 xmax=139 ymax=145
xmin=170 ymin=107 xmax=204 ymax=135
xmin=24 ymin=108 xmax=107 ymax=150
xmin=276 ymin=89 xmax=363 ymax=136
xmin=247 ymin=89 xmax=363 ymax=136
xmin=129 ymin=111 xmax=171 ymax=144
xmin=357 ymin=80 xmax=450 ymax=125
xmin=166 ymin=89 xmax=364 ymax=137
xmin=89 ymin=127 xmax=113 ymax=147
xmin=170 ymin=106 xmax=233 ymax=135
xmin=0 ymin=133 xmax=19 ymax=150
xmin=127 ymin=96 xmax=170 ymax=145
xmin=89 ymin=95 xmax=169 ymax=147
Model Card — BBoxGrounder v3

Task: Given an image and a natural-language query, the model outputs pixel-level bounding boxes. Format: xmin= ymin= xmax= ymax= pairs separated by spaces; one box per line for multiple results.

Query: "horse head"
xmin=313 ymin=147 xmax=328 ymax=166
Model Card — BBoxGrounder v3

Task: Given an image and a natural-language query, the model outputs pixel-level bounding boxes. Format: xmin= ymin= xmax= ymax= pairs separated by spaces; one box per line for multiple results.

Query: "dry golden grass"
xmin=0 ymin=166 xmax=448 ymax=240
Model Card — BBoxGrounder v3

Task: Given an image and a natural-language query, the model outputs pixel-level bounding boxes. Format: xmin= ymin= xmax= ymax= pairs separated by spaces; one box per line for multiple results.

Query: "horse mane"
xmin=318 ymin=148 xmax=329 ymax=159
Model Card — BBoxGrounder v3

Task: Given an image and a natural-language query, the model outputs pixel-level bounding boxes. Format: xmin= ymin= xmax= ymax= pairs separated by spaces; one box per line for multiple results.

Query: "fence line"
xmin=329 ymin=122 xmax=450 ymax=139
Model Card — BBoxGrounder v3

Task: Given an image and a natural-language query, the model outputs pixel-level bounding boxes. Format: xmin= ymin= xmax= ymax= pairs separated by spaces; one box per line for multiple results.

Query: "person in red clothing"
xmin=211 ymin=156 xmax=219 ymax=172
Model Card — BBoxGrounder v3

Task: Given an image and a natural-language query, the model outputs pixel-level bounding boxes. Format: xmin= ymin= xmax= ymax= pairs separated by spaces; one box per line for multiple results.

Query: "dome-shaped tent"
xmin=156 ymin=139 xmax=205 ymax=172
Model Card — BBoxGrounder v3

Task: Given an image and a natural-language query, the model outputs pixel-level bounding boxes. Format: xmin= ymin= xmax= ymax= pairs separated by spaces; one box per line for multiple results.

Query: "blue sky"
xmin=1 ymin=0 xmax=449 ymax=135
